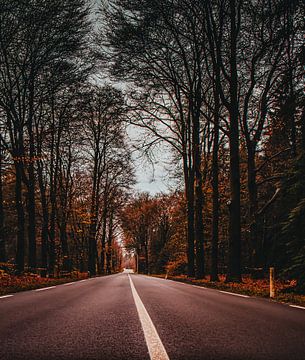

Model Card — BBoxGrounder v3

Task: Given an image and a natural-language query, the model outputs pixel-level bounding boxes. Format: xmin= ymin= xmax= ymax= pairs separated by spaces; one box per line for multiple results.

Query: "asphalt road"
xmin=1 ymin=273 xmax=305 ymax=360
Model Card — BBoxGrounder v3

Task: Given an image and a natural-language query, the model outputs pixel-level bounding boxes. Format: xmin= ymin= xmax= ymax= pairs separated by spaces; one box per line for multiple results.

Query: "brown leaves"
xmin=0 ymin=271 xmax=87 ymax=296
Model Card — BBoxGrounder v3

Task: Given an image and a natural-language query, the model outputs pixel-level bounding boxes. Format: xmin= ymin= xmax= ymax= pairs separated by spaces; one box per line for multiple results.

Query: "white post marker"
xmin=128 ymin=274 xmax=170 ymax=360
xmin=165 ymin=270 xmax=169 ymax=280
xmin=270 ymin=267 xmax=275 ymax=298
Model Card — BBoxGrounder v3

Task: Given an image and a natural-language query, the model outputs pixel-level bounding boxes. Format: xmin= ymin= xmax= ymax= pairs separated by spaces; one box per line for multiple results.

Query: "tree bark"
xmin=144 ymin=234 xmax=149 ymax=275
xmin=100 ymin=205 xmax=108 ymax=275
xmin=193 ymin=112 xmax=205 ymax=279
xmin=247 ymin=142 xmax=263 ymax=269
xmin=37 ymin=164 xmax=48 ymax=276
xmin=88 ymin=150 xmax=100 ymax=276
xmin=15 ymin=160 xmax=25 ymax=274
xmin=27 ymin=154 xmax=36 ymax=271
xmin=211 ymin=91 xmax=220 ymax=281
xmin=106 ymin=212 xmax=114 ymax=275
xmin=185 ymin=161 xmax=195 ymax=277
xmin=27 ymin=77 xmax=36 ymax=271
xmin=0 ymin=142 xmax=6 ymax=262
xmin=226 ymin=0 xmax=242 ymax=282
xmin=49 ymin=108 xmax=60 ymax=276
xmin=301 ymin=109 xmax=305 ymax=152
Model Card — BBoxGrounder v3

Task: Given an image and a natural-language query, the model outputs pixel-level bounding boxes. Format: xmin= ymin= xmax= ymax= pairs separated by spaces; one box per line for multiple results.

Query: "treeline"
xmin=0 ymin=0 xmax=304 ymax=289
xmin=0 ymin=1 xmax=134 ymax=276
xmin=101 ymin=0 xmax=305 ymax=288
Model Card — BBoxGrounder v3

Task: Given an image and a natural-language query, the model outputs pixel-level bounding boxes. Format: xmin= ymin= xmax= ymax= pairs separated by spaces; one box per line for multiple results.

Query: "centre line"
xmin=128 ymin=274 xmax=170 ymax=360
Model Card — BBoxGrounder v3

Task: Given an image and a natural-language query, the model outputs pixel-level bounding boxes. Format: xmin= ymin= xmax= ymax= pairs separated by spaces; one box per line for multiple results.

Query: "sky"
xmin=89 ymin=4 xmax=175 ymax=196
xmin=127 ymin=125 xmax=177 ymax=195
xmin=133 ymin=157 xmax=169 ymax=195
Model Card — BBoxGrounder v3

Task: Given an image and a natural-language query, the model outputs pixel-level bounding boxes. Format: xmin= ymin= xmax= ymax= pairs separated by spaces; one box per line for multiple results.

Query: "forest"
xmin=0 ymin=0 xmax=304 ymax=293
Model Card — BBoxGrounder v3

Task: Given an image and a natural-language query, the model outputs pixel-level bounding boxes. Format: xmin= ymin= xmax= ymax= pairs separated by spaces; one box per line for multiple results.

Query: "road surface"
xmin=1 ymin=273 xmax=305 ymax=360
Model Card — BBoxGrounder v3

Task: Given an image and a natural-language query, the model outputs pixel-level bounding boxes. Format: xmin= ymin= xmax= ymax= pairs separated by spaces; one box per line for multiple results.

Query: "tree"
xmin=0 ymin=0 xmax=91 ymax=273
xmin=101 ymin=0 xmax=211 ymax=277
xmin=81 ymin=84 xmax=133 ymax=275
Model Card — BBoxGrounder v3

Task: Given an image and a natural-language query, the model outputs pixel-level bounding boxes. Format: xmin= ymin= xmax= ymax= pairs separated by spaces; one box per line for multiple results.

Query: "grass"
xmin=151 ymin=274 xmax=305 ymax=307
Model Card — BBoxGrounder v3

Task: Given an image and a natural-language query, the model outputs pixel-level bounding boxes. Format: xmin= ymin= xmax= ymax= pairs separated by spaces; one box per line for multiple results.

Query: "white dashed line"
xmin=153 ymin=276 xmax=250 ymax=298
xmin=192 ymin=285 xmax=207 ymax=289
xmin=64 ymin=282 xmax=76 ymax=286
xmin=128 ymin=274 xmax=170 ymax=360
xmin=79 ymin=279 xmax=87 ymax=282
xmin=34 ymin=286 xmax=56 ymax=292
xmin=290 ymin=305 xmax=305 ymax=310
xmin=219 ymin=290 xmax=249 ymax=298
xmin=176 ymin=282 xmax=206 ymax=289
xmin=0 ymin=295 xmax=13 ymax=299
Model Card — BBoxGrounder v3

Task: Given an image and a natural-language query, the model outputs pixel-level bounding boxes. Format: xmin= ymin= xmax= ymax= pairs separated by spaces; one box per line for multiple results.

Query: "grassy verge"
xmin=151 ymin=274 xmax=305 ymax=307
xmin=0 ymin=273 xmax=89 ymax=296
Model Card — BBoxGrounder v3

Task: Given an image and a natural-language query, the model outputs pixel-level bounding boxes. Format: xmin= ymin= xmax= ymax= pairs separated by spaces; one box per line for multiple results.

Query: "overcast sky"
xmin=127 ymin=126 xmax=177 ymax=195
xmin=133 ymin=158 xmax=169 ymax=194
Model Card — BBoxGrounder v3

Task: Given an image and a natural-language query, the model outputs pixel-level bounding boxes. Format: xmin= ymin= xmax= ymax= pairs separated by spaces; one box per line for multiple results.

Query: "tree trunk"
xmin=88 ymin=187 xmax=97 ymax=276
xmin=211 ymin=93 xmax=220 ymax=281
xmin=301 ymin=109 xmax=305 ymax=152
xmin=59 ymin=179 xmax=70 ymax=272
xmin=88 ymin=219 xmax=97 ymax=276
xmin=144 ymin=235 xmax=149 ymax=275
xmin=226 ymin=0 xmax=242 ymax=282
xmin=185 ymin=168 xmax=195 ymax=277
xmin=27 ymin=157 xmax=36 ymax=271
xmin=106 ymin=212 xmax=114 ymax=275
xmin=247 ymin=142 xmax=262 ymax=269
xmin=15 ymin=160 xmax=25 ymax=274
xmin=183 ymin=111 xmax=195 ymax=277
xmin=26 ymin=77 xmax=36 ymax=271
xmin=193 ymin=112 xmax=205 ymax=279
xmin=100 ymin=207 xmax=107 ymax=275
xmin=38 ymin=166 xmax=48 ymax=276
xmin=227 ymin=114 xmax=242 ymax=282
xmin=88 ymin=176 xmax=98 ymax=276
xmin=0 ymin=142 xmax=6 ymax=262
xmin=60 ymin=219 xmax=69 ymax=271
xmin=49 ymin=114 xmax=60 ymax=276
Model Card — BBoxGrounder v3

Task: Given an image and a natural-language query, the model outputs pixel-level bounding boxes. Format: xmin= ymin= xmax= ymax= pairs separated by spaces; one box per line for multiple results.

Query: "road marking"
xmin=219 ymin=290 xmax=249 ymax=298
xmin=290 ymin=305 xmax=305 ymax=310
xmin=79 ymin=279 xmax=87 ymax=282
xmin=0 ymin=295 xmax=13 ymax=299
xmin=174 ymin=282 xmax=206 ymax=289
xmin=64 ymin=282 xmax=76 ymax=286
xmin=128 ymin=274 xmax=170 ymax=360
xmin=35 ymin=286 xmax=56 ymax=292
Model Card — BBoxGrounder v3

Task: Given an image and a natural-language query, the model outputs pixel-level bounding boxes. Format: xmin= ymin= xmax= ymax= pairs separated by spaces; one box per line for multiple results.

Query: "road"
xmin=1 ymin=273 xmax=305 ymax=360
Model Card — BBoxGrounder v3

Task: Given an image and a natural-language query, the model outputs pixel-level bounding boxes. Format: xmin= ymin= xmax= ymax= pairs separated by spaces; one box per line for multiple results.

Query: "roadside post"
xmin=270 ymin=267 xmax=275 ymax=298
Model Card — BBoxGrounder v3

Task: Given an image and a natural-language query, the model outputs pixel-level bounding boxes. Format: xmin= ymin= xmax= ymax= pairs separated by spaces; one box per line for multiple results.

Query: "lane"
xmin=131 ymin=275 xmax=305 ymax=360
xmin=128 ymin=274 xmax=169 ymax=360
xmin=2 ymin=272 xmax=305 ymax=360
xmin=0 ymin=274 xmax=149 ymax=360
